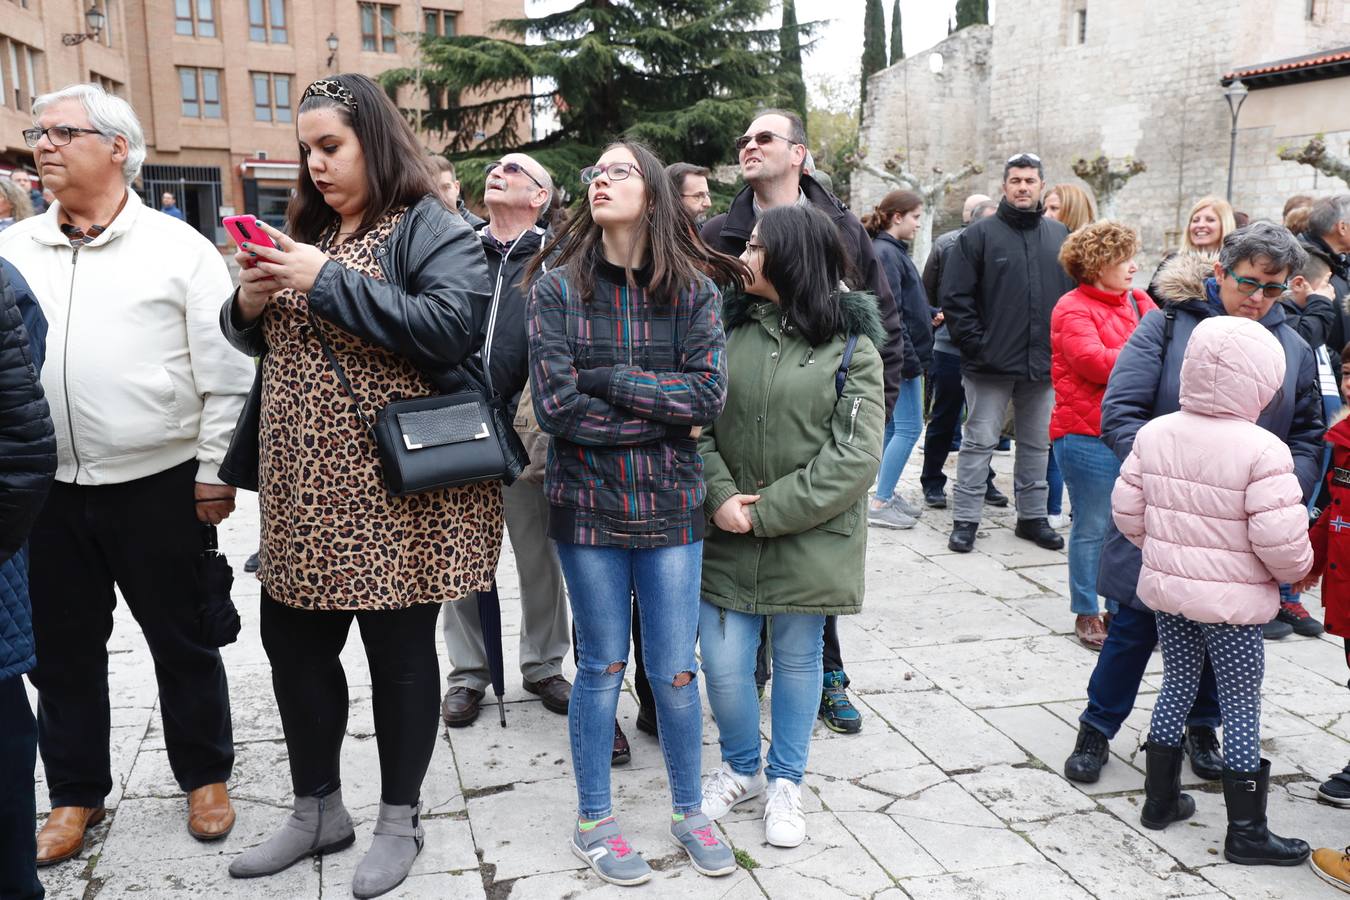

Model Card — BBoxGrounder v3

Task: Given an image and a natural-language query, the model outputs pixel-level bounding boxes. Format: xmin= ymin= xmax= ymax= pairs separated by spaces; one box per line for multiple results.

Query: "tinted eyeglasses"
xmin=483 ymin=160 xmax=546 ymax=190
xmin=23 ymin=126 xmax=104 ymax=148
xmin=580 ymin=162 xmax=643 ymax=184
xmin=1224 ymin=267 xmax=1288 ymax=299
xmin=735 ymin=130 xmax=800 ymax=153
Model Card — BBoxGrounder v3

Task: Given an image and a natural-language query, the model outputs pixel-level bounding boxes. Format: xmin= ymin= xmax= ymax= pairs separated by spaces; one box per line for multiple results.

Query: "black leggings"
xmin=260 ymin=592 xmax=443 ymax=805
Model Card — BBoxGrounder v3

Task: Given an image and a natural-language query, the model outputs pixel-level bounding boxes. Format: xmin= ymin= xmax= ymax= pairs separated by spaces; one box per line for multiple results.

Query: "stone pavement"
xmin=27 ymin=452 xmax=1350 ymax=899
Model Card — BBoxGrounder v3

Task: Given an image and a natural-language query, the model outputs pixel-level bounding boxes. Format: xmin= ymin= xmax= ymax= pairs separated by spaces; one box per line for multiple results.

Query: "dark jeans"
xmin=0 ymin=675 xmax=43 ymax=899
xmin=260 ymin=592 xmax=442 ymax=805
xmin=28 ymin=461 xmax=233 ymax=807
xmin=920 ymin=350 xmax=995 ymax=496
xmin=1080 ymin=603 xmax=1221 ymax=739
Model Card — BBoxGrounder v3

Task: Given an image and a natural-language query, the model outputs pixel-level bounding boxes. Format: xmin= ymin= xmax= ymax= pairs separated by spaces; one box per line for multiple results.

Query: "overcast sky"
xmin=523 ymin=1 xmax=993 ymax=108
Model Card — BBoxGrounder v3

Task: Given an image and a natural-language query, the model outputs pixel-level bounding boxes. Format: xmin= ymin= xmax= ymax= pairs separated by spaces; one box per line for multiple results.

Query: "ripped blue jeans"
xmin=555 ymin=541 xmax=703 ymax=820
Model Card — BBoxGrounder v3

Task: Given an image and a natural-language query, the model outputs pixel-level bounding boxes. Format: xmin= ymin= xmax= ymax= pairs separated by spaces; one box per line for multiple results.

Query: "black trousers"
xmin=260 ymin=592 xmax=442 ymax=805
xmin=28 ymin=461 xmax=233 ymax=808
xmin=0 ymin=674 xmax=43 ymax=899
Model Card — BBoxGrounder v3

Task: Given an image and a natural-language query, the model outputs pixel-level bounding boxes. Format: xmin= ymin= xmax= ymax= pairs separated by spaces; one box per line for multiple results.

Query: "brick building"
xmin=856 ymin=0 xmax=1350 ymax=268
xmin=1 ymin=0 xmax=525 ymax=243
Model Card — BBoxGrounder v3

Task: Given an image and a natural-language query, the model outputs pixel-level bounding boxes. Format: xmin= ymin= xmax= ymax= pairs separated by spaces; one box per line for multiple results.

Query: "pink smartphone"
xmin=222 ymin=215 xmax=277 ymax=266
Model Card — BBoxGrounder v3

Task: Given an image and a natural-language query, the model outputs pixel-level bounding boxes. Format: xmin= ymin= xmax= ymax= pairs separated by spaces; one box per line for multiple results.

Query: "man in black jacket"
xmin=702 ymin=108 xmax=916 ymax=736
xmin=0 ymin=257 xmax=56 ymax=900
xmin=1304 ymin=195 xmax=1350 ymax=367
xmin=940 ymin=154 xmax=1074 ymax=553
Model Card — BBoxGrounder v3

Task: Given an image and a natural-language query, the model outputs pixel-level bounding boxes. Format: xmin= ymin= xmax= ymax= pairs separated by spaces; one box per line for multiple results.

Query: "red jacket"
xmin=1050 ymin=284 xmax=1157 ymax=441
xmin=1309 ymin=412 xmax=1350 ymax=638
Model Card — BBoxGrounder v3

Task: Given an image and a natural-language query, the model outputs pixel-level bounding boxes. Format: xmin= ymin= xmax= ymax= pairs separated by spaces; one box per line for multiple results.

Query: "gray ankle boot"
xmin=228 ymin=790 xmax=356 ymax=878
xmin=351 ymin=801 xmax=425 ymax=899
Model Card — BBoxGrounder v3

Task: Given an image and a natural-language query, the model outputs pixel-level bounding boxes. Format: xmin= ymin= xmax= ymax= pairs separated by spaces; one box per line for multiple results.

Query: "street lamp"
xmin=1223 ymin=78 xmax=1249 ymax=203
xmin=62 ymin=4 xmax=106 ymax=46
xmin=326 ymin=33 xmax=339 ymax=69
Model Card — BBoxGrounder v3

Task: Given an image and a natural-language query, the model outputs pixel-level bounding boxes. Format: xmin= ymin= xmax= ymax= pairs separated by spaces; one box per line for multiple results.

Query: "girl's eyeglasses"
xmin=580 ymin=162 xmax=643 ymax=184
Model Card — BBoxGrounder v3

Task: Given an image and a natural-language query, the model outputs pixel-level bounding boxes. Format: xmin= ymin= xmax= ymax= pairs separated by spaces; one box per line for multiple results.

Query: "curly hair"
xmin=1058 ymin=220 xmax=1140 ymax=285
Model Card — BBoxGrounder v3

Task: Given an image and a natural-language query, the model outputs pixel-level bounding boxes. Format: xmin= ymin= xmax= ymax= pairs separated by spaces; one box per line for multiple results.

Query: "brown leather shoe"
xmin=188 ymin=783 xmax=235 ymax=841
xmin=523 ymin=674 xmax=572 ymax=715
xmin=1075 ymin=614 xmax=1108 ymax=651
xmin=442 ymin=686 xmax=483 ymax=728
xmin=36 ymin=805 xmax=105 ymax=866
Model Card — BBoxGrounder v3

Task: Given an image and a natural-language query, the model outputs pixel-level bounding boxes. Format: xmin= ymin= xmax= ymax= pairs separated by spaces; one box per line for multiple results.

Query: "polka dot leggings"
xmin=1149 ymin=611 xmax=1264 ymax=773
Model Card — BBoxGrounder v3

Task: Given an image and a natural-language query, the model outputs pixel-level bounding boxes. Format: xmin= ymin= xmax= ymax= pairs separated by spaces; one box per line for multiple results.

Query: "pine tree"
xmin=889 ymin=0 xmax=904 ymax=65
xmin=955 ymin=0 xmax=989 ymax=29
xmin=381 ymin=1 xmax=804 ymax=198
xmin=781 ymin=0 xmax=808 ymax=126
xmin=860 ymin=0 xmax=887 ymax=109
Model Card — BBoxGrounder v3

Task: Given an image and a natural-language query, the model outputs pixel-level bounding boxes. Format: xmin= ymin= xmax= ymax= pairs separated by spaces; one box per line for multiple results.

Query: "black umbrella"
xmin=476 ymin=579 xmax=507 ymax=726
xmin=198 ymin=524 xmax=241 ymax=648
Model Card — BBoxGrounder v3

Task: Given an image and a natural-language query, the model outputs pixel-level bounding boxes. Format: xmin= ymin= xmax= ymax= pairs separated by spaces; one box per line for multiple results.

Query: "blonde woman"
xmin=1044 ymin=184 xmax=1096 ymax=233
xmin=0 ymin=181 xmax=33 ymax=231
xmin=1149 ymin=196 xmax=1236 ymax=302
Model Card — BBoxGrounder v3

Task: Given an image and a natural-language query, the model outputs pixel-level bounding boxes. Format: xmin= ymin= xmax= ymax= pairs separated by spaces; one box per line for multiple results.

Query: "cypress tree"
xmin=955 ymin=0 xmax=989 ymax=29
xmin=860 ymin=0 xmax=887 ymax=108
xmin=781 ymin=0 xmax=808 ymax=125
xmin=889 ymin=0 xmax=904 ymax=65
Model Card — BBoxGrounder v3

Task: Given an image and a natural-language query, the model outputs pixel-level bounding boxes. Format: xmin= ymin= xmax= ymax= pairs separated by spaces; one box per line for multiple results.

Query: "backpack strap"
xmin=836 ymin=334 xmax=860 ymax=398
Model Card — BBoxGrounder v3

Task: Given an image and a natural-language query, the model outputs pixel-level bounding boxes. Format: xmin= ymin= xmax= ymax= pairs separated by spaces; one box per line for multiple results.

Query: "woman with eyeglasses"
xmin=525 ymin=141 xmax=746 ymax=886
xmin=218 ymin=74 xmax=496 ymax=898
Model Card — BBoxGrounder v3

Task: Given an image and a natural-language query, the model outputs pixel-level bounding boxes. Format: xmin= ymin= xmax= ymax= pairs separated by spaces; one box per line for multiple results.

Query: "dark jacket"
xmin=0 ymin=258 xmax=56 ymax=679
xmin=1097 ymin=253 xmax=1323 ymax=612
xmin=477 ymin=223 xmax=552 ymax=406
xmin=701 ymin=173 xmax=916 ymax=412
xmin=939 ymin=199 xmax=1074 ymax=380
xmin=218 ymin=194 xmax=492 ymax=490
xmin=528 ymin=257 xmax=727 ymax=548
xmin=873 ymin=232 xmax=935 ymax=369
xmin=700 ymin=291 xmax=885 ymax=616
xmin=1303 ymin=233 xmax=1350 ymax=363
xmin=457 ymin=199 xmax=487 ymax=230
xmin=922 ymin=228 xmax=961 ymax=306
xmin=1279 ymin=293 xmax=1337 ymax=352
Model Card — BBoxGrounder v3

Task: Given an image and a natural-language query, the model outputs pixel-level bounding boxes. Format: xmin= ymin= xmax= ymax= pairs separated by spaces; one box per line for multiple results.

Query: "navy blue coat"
xmin=0 ymin=257 xmax=56 ymax=679
xmin=872 ymin=232 xmax=935 ymax=371
xmin=1096 ymin=261 xmax=1323 ymax=611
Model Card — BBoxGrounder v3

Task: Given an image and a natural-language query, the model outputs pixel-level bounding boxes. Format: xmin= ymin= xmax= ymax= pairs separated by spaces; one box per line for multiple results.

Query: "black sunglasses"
xmin=735 ymin=130 xmax=799 ymax=153
xmin=483 ymin=160 xmax=545 ymax=191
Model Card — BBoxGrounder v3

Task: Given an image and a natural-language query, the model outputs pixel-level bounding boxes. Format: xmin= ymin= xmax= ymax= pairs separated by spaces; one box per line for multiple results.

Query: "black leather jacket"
xmin=217 ymin=194 xmax=492 ymax=490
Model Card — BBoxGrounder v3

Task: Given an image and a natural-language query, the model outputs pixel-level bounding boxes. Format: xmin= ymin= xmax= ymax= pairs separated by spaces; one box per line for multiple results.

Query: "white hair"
xmin=32 ymin=84 xmax=146 ymax=185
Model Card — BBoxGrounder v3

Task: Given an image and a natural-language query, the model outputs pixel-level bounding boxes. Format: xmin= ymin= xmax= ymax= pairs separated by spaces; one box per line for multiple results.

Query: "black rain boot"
xmin=1221 ymin=760 xmax=1311 ymax=866
xmin=1185 ymin=725 xmax=1224 ymax=780
xmin=1140 ymin=742 xmax=1196 ymax=830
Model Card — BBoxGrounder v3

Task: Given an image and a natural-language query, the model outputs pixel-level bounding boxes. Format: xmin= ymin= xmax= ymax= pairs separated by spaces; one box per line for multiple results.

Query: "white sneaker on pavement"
xmin=701 ymin=762 xmax=766 ymax=820
xmin=763 ymin=778 xmax=805 ymax=848
xmin=1048 ymin=514 xmax=1067 ymax=530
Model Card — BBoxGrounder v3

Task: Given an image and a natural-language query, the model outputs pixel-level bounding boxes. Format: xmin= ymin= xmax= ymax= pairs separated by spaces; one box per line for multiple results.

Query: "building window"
xmin=360 ymin=3 xmax=398 ymax=53
xmin=424 ymin=9 xmax=456 ymax=36
xmin=175 ymin=0 xmax=216 ymax=38
xmin=91 ymin=73 xmax=123 ymax=96
xmin=249 ymin=0 xmax=287 ymax=43
xmin=252 ymin=72 xmax=292 ymax=123
xmin=98 ymin=1 xmax=115 ymax=48
xmin=1 ymin=39 xmax=41 ymax=112
xmin=178 ymin=66 xmax=222 ymax=119
xmin=1074 ymin=8 xmax=1087 ymax=44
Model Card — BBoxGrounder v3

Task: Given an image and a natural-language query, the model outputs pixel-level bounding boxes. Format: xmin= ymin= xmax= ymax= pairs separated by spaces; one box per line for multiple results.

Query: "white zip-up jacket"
xmin=0 ymin=190 xmax=253 ymax=485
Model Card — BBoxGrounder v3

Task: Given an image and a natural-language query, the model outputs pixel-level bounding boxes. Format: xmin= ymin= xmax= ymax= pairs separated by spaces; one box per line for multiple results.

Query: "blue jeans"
xmin=1053 ymin=434 xmax=1121 ymax=616
xmin=1080 ymin=603 xmax=1220 ymax=739
xmin=699 ymin=603 xmax=825 ymax=784
xmin=875 ymin=377 xmax=924 ymax=502
xmin=555 ymin=542 xmax=704 ymax=819
xmin=1047 ymin=443 xmax=1064 ymax=516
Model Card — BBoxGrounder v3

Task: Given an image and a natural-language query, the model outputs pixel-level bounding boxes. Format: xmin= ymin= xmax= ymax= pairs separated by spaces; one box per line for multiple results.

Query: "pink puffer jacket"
xmin=1112 ymin=315 xmax=1313 ymax=624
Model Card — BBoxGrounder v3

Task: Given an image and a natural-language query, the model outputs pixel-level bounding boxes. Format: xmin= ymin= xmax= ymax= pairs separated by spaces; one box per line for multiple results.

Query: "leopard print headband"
xmin=302 ymin=79 xmax=357 ymax=112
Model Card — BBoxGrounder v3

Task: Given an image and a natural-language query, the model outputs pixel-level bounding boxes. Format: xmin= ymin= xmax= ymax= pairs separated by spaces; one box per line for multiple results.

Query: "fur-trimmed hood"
xmin=723 ymin=290 xmax=886 ymax=349
xmin=1152 ymin=251 xmax=1218 ymax=306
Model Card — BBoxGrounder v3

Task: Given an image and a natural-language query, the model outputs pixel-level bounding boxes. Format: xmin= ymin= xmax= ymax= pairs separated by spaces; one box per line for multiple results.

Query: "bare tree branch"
xmin=1278 ymin=136 xmax=1350 ymax=188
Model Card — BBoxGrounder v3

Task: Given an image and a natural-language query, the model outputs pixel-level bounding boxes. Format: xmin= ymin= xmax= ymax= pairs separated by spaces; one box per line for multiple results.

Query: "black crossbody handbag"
xmin=309 ymin=311 xmax=527 ymax=496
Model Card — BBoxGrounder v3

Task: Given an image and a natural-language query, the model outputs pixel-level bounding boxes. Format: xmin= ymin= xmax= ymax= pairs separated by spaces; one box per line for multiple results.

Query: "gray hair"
xmin=32 ymin=84 xmax=146 ymax=185
xmin=1308 ymin=194 xmax=1350 ymax=239
xmin=1217 ymin=221 xmax=1307 ymax=274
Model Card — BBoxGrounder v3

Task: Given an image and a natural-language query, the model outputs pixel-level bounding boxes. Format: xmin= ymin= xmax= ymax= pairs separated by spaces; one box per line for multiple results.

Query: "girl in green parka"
xmin=697 ymin=205 xmax=886 ymax=848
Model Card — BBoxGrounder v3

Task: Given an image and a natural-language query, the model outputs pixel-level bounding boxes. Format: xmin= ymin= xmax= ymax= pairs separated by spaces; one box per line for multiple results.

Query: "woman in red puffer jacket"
xmin=1050 ymin=222 xmax=1157 ymax=649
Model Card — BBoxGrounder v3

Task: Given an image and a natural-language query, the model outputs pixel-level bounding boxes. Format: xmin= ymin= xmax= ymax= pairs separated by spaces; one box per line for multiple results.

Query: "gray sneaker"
xmin=670 ymin=812 xmax=737 ymax=877
xmin=867 ymin=499 xmax=918 ymax=530
xmin=890 ymin=494 xmax=924 ymax=518
xmin=571 ymin=817 xmax=651 ymax=886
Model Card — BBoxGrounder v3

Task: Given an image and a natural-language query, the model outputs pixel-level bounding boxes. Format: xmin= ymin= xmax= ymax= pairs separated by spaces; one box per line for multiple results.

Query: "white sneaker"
xmin=1047 ymin=514 xmax=1067 ymax=530
xmin=700 ymin=762 xmax=766 ymax=820
xmin=763 ymin=778 xmax=805 ymax=848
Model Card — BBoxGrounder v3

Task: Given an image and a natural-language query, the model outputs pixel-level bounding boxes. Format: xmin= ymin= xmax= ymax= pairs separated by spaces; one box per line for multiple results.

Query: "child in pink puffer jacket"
xmin=1112 ymin=314 xmax=1312 ymax=863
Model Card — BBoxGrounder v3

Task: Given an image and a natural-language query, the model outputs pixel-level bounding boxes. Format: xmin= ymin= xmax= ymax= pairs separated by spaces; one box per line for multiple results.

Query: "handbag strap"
xmin=308 ymin=311 xmax=377 ymax=436
xmin=835 ymin=334 xmax=860 ymax=398
xmin=1127 ymin=289 xmax=1141 ymax=323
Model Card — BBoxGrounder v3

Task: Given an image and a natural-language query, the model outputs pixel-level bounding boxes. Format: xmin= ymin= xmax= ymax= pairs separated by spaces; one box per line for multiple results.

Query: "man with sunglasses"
xmin=440 ymin=152 xmax=576 ymax=730
xmin=702 ymin=108 xmax=918 ymax=737
xmin=1064 ymin=222 xmax=1323 ymax=786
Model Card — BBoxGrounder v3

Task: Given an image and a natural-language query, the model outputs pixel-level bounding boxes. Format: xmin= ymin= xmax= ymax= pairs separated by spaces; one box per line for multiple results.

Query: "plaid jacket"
xmin=527 ymin=257 xmax=727 ymax=547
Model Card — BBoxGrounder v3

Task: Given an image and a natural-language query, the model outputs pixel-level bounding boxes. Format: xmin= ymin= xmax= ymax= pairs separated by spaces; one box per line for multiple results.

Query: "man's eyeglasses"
xmin=682 ymin=191 xmax=711 ymax=202
xmin=580 ymin=162 xmax=643 ymax=184
xmin=735 ymin=130 xmax=799 ymax=153
xmin=1224 ymin=267 xmax=1288 ymax=299
xmin=483 ymin=160 xmax=546 ymax=191
xmin=23 ymin=126 xmax=104 ymax=149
